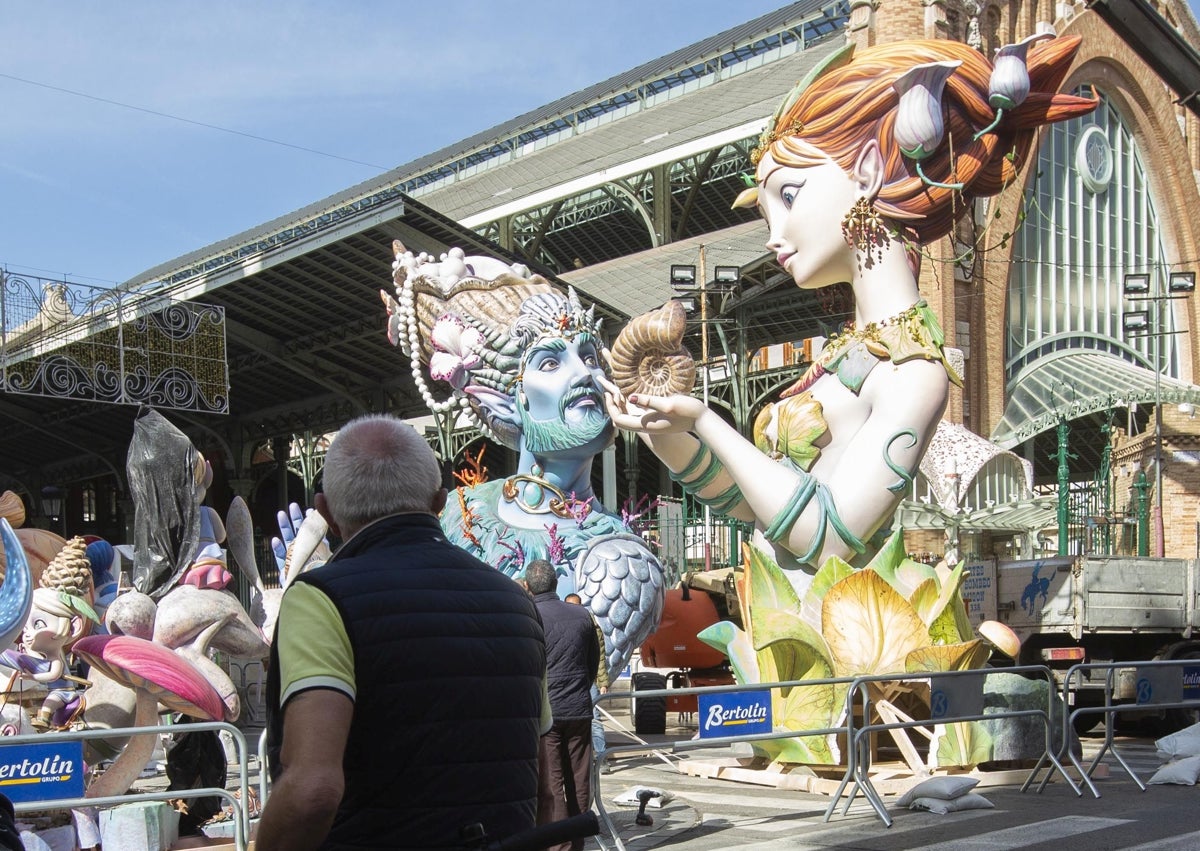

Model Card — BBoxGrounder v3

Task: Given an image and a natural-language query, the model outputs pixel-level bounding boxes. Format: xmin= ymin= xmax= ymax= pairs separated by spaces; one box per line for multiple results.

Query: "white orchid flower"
xmin=989 ymin=33 xmax=1053 ymax=110
xmin=429 ymin=314 xmax=484 ymax=388
xmin=893 ymin=60 xmax=962 ymax=161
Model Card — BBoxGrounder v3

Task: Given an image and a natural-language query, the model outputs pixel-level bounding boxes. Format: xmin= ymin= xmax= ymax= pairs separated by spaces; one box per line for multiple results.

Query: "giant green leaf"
xmin=823 ymin=569 xmax=929 ymax=675
xmin=908 ymin=577 xmax=940 ymax=625
xmin=753 ymin=731 xmax=837 ymax=765
xmin=744 ymin=542 xmax=802 ymax=621
xmin=751 ymin=608 xmax=832 ymax=670
xmin=698 ymin=621 xmax=759 ymax=685
xmin=802 ymin=555 xmax=855 ymax=621
xmin=894 ymin=558 xmax=938 ymax=597
xmin=865 ymin=527 xmax=907 ymax=587
xmin=935 ymin=720 xmax=993 ymax=768
xmin=926 ymin=563 xmax=971 ymax=644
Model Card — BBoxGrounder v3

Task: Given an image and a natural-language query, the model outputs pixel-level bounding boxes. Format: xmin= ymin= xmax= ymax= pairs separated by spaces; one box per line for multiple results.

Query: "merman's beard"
xmin=519 ymin=394 xmax=612 ymax=455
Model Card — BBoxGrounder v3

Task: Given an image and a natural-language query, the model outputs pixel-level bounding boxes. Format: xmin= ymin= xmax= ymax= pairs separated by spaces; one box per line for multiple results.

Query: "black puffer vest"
xmin=266 ymin=513 xmax=546 ymax=849
xmin=533 ymin=592 xmax=598 ymax=721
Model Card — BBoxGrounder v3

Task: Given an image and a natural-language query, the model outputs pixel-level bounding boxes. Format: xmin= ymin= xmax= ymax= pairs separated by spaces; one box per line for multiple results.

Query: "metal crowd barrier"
xmin=828 ymin=665 xmax=1073 ymax=827
xmin=1026 ymin=658 xmax=1200 ymax=798
xmin=591 ymin=676 xmax=857 ymax=851
xmin=4 ymin=720 xmax=253 ymax=851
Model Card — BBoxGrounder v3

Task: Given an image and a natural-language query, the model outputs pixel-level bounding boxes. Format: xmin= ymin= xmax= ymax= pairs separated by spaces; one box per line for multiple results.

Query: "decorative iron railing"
xmin=0 ymin=270 xmax=228 ymax=413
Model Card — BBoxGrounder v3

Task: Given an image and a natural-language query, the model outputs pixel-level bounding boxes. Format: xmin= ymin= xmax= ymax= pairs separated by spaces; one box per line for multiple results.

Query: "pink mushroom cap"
xmin=73 ymin=634 xmax=226 ymax=722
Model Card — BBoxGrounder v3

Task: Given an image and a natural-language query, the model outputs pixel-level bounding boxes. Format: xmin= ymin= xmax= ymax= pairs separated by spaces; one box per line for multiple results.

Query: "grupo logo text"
xmin=704 ymin=702 xmax=768 ymax=731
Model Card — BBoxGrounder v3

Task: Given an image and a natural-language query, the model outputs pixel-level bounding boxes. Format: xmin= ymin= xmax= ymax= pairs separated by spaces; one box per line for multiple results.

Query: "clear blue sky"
xmin=3 ymin=1 xmax=1199 ymax=288
xmin=0 ymin=1 xmax=789 ymax=287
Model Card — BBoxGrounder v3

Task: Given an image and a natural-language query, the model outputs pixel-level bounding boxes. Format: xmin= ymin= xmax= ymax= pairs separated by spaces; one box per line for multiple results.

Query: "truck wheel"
xmin=632 ymin=672 xmax=667 ymax=735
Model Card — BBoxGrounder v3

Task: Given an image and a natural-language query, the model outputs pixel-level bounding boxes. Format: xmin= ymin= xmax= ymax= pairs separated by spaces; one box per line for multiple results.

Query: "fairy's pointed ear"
xmin=470 ymin=386 xmax=520 ymax=427
xmin=853 ymin=138 xmax=885 ymax=201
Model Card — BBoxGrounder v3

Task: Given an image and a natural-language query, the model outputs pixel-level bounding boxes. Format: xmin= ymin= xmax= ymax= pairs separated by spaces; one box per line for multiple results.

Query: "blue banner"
xmin=1184 ymin=665 xmax=1200 ymax=701
xmin=0 ymin=739 xmax=85 ymax=804
xmin=698 ymin=690 xmax=772 ymax=739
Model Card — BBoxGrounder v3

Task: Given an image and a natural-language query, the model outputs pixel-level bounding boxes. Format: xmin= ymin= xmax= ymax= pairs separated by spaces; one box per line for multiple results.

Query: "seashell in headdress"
xmin=609 ymin=300 xmax=697 ymax=398
xmin=392 ymin=241 xmax=554 ymax=363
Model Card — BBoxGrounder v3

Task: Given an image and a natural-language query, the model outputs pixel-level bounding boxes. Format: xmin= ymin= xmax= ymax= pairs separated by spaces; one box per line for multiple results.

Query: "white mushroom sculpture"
xmin=72 ymin=634 xmax=226 ymax=800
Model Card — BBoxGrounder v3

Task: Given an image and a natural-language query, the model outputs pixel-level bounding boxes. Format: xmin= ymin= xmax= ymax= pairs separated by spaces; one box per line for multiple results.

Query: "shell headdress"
xmin=382 ymin=242 xmax=606 ymax=448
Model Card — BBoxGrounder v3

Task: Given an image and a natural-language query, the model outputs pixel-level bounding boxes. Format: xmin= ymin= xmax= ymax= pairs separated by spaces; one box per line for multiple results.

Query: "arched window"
xmin=1006 ymin=90 xmax=1177 ymax=381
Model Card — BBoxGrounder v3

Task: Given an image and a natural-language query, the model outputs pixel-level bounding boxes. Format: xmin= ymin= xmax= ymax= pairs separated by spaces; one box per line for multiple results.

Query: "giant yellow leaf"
xmin=823 ymin=569 xmax=929 ymax=675
xmin=904 ymin=639 xmax=989 ymax=673
xmin=908 ymin=577 xmax=940 ymax=625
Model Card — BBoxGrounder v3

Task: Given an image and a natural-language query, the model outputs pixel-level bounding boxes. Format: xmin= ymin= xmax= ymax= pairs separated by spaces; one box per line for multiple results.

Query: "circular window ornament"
xmin=1076 ymin=125 xmax=1112 ymax=194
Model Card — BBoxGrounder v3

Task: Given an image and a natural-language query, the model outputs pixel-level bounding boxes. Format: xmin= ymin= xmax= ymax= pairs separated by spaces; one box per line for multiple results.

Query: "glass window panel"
xmin=1006 ymin=92 xmax=1169 ymax=380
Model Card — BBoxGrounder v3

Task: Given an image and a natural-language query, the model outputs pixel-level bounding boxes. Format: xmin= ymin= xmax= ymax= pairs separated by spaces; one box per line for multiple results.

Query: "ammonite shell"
xmin=609 ymin=300 xmax=697 ymax=398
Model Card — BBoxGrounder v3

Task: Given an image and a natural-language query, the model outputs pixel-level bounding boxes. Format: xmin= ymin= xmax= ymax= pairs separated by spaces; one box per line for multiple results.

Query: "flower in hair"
xmin=988 ymin=33 xmax=1053 ymax=110
xmin=893 ymin=60 xmax=961 ymax=161
xmin=429 ymin=313 xmax=483 ymax=389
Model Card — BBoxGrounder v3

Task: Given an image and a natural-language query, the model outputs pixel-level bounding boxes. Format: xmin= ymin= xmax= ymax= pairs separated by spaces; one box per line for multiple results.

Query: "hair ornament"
xmin=893 ymin=60 xmax=965 ymax=190
xmin=974 ymin=32 xmax=1056 ymax=139
xmin=749 ymin=43 xmax=856 ymax=166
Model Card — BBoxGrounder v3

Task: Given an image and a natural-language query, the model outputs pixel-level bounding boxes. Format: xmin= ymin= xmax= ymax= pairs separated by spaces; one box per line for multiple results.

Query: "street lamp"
xmin=40 ymin=485 xmax=63 ymax=532
xmin=667 ymin=249 xmax=741 ymax=569
xmin=1122 ymin=269 xmax=1195 ymax=557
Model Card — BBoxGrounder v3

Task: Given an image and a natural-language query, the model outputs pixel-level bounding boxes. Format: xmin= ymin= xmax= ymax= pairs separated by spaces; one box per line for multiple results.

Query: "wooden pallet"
xmin=678 ymin=756 xmax=1033 ymax=796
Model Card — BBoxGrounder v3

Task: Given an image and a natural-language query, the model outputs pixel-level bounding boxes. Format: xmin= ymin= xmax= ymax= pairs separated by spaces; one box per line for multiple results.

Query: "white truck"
xmin=963 ymin=555 xmax=1200 ymax=729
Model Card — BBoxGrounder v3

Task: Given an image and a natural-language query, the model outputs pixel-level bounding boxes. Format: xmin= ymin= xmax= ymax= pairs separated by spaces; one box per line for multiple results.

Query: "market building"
xmin=3 ymin=0 xmax=1200 ymax=568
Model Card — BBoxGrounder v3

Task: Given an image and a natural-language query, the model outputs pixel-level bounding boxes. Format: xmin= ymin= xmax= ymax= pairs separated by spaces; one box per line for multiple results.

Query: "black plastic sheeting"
xmin=126 ymin=408 xmax=202 ymax=599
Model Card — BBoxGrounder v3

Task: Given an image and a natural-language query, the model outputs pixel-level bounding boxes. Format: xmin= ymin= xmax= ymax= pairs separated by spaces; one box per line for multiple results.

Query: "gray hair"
xmin=523 ymin=559 xmax=557 ymax=595
xmin=322 ymin=415 xmax=441 ymax=532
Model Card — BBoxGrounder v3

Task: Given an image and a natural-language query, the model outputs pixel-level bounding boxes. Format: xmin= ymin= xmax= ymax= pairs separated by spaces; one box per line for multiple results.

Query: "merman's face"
xmin=519 ymin=333 xmax=612 ymax=457
xmin=758 ymin=150 xmax=860 ymax=291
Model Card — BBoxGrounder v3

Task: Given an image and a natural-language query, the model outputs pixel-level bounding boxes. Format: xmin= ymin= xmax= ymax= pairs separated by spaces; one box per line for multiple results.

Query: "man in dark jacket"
xmin=525 ymin=559 xmax=599 ymax=851
xmin=259 ymin=414 xmax=549 ymax=850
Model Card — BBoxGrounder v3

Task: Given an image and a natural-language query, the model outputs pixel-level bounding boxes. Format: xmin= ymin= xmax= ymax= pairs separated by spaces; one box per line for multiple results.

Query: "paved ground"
xmin=591 ymin=722 xmax=1200 ymax=851
xmin=125 ymin=681 xmax=1200 ymax=850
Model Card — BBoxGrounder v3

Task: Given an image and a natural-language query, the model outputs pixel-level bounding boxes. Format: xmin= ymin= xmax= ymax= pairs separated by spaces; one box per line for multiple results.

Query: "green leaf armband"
xmin=694 ymin=481 xmax=744 ymax=514
xmin=763 ymin=472 xmax=867 ymax=564
xmin=670 ymin=444 xmax=723 ymax=492
xmin=669 ymin=444 xmax=711 ymax=483
xmin=763 ymin=474 xmax=818 ymax=543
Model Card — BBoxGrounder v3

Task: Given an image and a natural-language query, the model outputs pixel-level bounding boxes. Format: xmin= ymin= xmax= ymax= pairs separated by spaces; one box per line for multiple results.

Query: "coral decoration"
xmin=546 ymin=524 xmax=566 ymax=565
xmin=453 ymin=447 xmax=490 ymax=489
xmin=456 ymin=488 xmax=482 ymax=548
xmin=180 ymin=558 xmax=233 ymax=591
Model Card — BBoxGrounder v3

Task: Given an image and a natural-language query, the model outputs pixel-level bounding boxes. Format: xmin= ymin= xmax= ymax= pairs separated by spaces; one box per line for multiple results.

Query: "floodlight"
xmin=1123 ymin=310 xmax=1150 ymax=333
xmin=713 ymin=265 xmax=740 ymax=286
xmin=669 ymin=265 xmax=696 ymax=290
xmin=1169 ymin=271 xmax=1196 ymax=293
xmin=1123 ymin=273 xmax=1151 ymax=295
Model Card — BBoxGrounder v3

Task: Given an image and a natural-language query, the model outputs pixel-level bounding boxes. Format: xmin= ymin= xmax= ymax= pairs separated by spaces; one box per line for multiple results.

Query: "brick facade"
xmin=852 ymin=0 xmax=1200 ymax=560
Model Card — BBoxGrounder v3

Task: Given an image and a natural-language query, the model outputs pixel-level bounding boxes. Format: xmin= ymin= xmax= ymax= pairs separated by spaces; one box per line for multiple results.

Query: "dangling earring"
xmin=841 ymin=197 xmax=888 ymax=269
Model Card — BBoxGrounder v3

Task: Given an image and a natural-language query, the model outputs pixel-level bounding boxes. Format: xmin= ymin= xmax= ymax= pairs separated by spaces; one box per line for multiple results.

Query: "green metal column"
xmin=1056 ymin=418 xmax=1070 ymax=556
xmin=1134 ymin=470 xmax=1150 ymax=557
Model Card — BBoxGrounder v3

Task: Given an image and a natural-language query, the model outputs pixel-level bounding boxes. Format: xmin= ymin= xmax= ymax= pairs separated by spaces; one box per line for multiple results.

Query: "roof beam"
xmin=223 ymin=317 xmax=367 ymax=412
